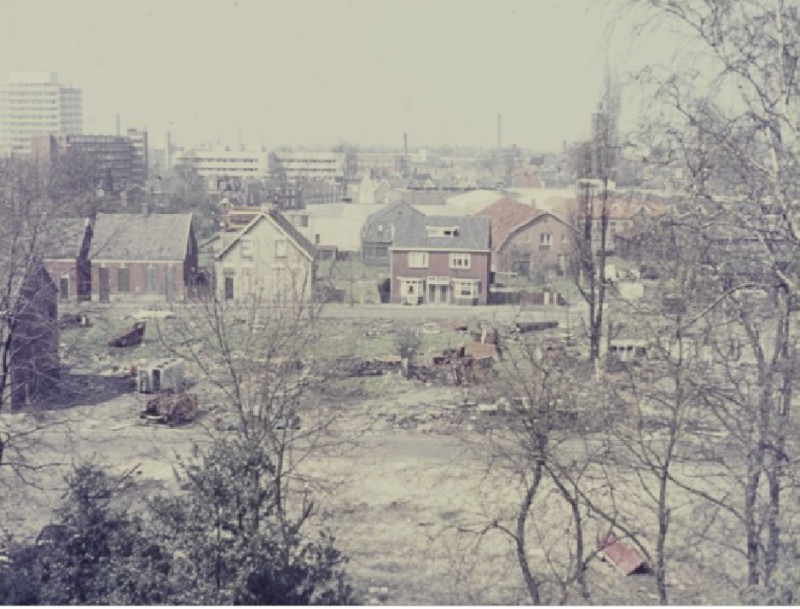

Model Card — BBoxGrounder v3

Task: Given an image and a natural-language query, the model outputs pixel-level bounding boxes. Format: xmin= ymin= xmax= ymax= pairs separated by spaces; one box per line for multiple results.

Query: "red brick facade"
xmin=91 ymin=260 xmax=192 ymax=302
xmin=390 ymin=250 xmax=491 ymax=305
xmin=496 ymin=215 xmax=574 ymax=276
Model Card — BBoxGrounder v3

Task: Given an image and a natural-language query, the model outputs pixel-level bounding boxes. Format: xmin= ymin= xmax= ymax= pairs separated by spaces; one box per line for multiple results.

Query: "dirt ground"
xmin=0 ymin=307 xmax=739 ymax=605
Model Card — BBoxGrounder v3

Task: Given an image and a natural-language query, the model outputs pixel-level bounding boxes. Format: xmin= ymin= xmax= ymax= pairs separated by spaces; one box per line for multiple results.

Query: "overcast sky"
xmin=0 ymin=0 xmax=679 ymax=152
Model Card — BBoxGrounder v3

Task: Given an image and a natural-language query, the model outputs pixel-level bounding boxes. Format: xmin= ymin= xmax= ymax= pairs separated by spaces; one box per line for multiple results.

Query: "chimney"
xmin=497 ymin=114 xmax=502 ymax=150
xmin=404 ymin=132 xmax=408 ymax=155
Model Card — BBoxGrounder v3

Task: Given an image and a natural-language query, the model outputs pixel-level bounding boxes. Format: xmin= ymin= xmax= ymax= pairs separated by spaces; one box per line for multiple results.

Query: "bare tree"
xmin=572 ymin=76 xmax=620 ymax=362
xmin=155 ymin=287 xmax=357 ymax=533
xmin=623 ymin=1 xmax=800 ymax=595
xmin=458 ymin=335 xmax=648 ymax=605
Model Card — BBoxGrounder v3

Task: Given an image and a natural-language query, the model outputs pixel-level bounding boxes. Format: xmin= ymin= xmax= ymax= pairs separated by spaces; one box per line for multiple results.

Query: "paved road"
xmin=319 ymin=301 xmax=587 ymax=327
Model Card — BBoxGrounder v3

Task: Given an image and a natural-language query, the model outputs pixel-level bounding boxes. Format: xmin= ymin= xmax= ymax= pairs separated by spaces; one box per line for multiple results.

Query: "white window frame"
xmin=407 ymin=251 xmax=429 ymax=268
xmin=449 ymin=253 xmax=471 ymax=269
xmin=539 ymin=233 xmax=552 ymax=251
xmin=452 ymin=279 xmax=479 ymax=298
xmin=240 ymin=237 xmax=253 ymax=258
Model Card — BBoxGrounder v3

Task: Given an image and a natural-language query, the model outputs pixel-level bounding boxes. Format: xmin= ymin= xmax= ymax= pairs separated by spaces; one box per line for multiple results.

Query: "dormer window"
xmin=426 ymin=226 xmax=459 ymax=238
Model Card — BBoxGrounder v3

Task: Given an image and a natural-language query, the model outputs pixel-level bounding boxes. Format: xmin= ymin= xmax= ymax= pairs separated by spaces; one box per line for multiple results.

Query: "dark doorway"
xmin=99 ymin=268 xmax=110 ymax=302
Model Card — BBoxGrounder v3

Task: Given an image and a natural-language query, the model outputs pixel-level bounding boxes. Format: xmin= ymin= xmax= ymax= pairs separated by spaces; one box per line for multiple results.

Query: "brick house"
xmin=41 ymin=218 xmax=92 ymax=303
xmin=215 ymin=210 xmax=316 ymax=304
xmin=390 ymin=215 xmax=491 ymax=305
xmin=90 ymin=210 xmax=197 ymax=302
xmin=361 ymin=202 xmax=422 ymax=266
xmin=477 ymin=197 xmax=573 ymax=277
xmin=0 ymin=256 xmax=60 ymax=411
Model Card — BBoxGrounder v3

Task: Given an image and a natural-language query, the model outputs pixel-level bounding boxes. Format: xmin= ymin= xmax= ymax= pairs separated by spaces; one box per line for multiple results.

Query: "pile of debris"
xmin=331 ymin=355 xmax=401 ymax=378
xmin=412 ymin=338 xmax=499 ymax=387
xmin=139 ymin=391 xmax=198 ymax=427
xmin=108 ymin=321 xmax=146 ymax=348
xmin=509 ymin=320 xmax=559 ymax=334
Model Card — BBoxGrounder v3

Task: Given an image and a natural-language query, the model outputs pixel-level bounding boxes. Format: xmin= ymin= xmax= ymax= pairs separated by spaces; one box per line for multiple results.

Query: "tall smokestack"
xmin=404 ymin=132 xmax=408 ymax=155
xmin=497 ymin=114 xmax=502 ymax=150
xmin=116 ymin=113 xmax=121 ymax=137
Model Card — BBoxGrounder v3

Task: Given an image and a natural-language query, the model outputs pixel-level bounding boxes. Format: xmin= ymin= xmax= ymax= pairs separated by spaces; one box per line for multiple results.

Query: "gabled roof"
xmin=40 ymin=217 xmax=90 ymax=260
xmin=91 ymin=213 xmax=194 ymax=261
xmin=362 ymin=202 xmax=423 ymax=242
xmin=477 ymin=197 xmax=559 ymax=250
xmin=216 ymin=210 xmax=316 ymax=261
xmin=392 ymin=214 xmax=491 ymax=251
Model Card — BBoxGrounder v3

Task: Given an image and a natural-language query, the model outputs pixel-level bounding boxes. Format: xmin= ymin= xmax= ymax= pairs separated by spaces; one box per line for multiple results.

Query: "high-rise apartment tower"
xmin=0 ymin=71 xmax=83 ymax=156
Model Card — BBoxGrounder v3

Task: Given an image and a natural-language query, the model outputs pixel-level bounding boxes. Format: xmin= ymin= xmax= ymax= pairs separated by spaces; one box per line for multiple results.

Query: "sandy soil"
xmin=0 ymin=310 xmax=740 ymax=605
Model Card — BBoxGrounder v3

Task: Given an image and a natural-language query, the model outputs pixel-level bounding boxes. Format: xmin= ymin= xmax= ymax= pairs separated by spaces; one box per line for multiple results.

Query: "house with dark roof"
xmin=477 ymin=198 xmax=573 ymax=277
xmin=0 ymin=254 xmax=59 ymax=411
xmin=41 ymin=218 xmax=92 ymax=302
xmin=90 ymin=211 xmax=198 ymax=302
xmin=390 ymin=215 xmax=491 ymax=305
xmin=215 ymin=210 xmax=316 ymax=304
xmin=361 ymin=202 xmax=423 ymax=266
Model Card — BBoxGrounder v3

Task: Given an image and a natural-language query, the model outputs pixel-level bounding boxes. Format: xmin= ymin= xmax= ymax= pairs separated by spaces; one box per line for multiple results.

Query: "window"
xmin=511 ymin=251 xmax=531 ymax=277
xmin=117 ymin=267 xmax=130 ymax=292
xmin=453 ymin=279 xmax=479 ymax=298
xmin=407 ymin=251 xmax=428 ymax=268
xmin=539 ymin=233 xmax=552 ymax=251
xmin=224 ymin=276 xmax=234 ymax=300
xmin=146 ymin=267 xmax=158 ymax=292
xmin=240 ymin=237 xmax=253 ymax=258
xmin=275 ymin=239 xmax=287 ymax=258
xmin=426 ymin=226 xmax=459 ymax=238
xmin=363 ymin=243 xmax=389 ymax=261
xmin=449 ymin=253 xmax=471 ymax=269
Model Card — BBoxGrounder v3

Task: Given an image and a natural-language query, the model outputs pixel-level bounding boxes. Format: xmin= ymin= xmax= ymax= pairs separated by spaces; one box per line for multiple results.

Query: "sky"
xmin=0 ymin=0 xmax=682 ymax=152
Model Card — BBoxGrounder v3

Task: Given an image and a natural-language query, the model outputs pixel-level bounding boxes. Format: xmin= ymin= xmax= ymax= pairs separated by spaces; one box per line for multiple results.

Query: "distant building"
xmin=127 ymin=128 xmax=149 ymax=185
xmin=90 ymin=210 xmax=198 ymax=302
xmin=0 ymin=71 xmax=82 ymax=156
xmin=0 ymin=253 xmax=60 ymax=411
xmin=390 ymin=215 xmax=492 ymax=306
xmin=477 ymin=197 xmax=573 ymax=277
xmin=31 ymin=132 xmax=149 ymax=192
xmin=173 ymin=145 xmax=270 ymax=190
xmin=361 ymin=202 xmax=423 ymax=266
xmin=41 ymin=218 xmax=93 ymax=302
xmin=270 ymin=150 xmax=345 ymax=184
xmin=356 ymin=152 xmax=411 ymax=178
xmin=215 ymin=210 xmax=316 ymax=304
xmin=269 ymin=150 xmax=346 ymax=208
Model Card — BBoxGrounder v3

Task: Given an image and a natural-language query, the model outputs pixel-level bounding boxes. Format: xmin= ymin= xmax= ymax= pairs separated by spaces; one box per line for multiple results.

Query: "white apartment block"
xmin=0 ymin=72 xmax=82 ymax=156
xmin=173 ymin=146 xmax=270 ymax=183
xmin=270 ymin=150 xmax=345 ymax=184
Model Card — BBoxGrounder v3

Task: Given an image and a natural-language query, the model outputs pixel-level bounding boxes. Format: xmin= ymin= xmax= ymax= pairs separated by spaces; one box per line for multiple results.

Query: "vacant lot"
xmin=0 ymin=305 xmax=743 ymax=604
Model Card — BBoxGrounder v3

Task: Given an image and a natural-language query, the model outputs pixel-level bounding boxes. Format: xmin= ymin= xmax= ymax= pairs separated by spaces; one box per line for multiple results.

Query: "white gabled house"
xmin=215 ymin=210 xmax=317 ymax=304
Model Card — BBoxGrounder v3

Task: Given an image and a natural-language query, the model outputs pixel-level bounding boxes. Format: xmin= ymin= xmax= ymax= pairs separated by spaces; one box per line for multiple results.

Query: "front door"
xmin=59 ymin=277 xmax=69 ymax=301
xmin=98 ymin=268 xmax=110 ymax=302
xmin=165 ymin=266 xmax=175 ymax=302
xmin=427 ymin=283 xmax=449 ymax=304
